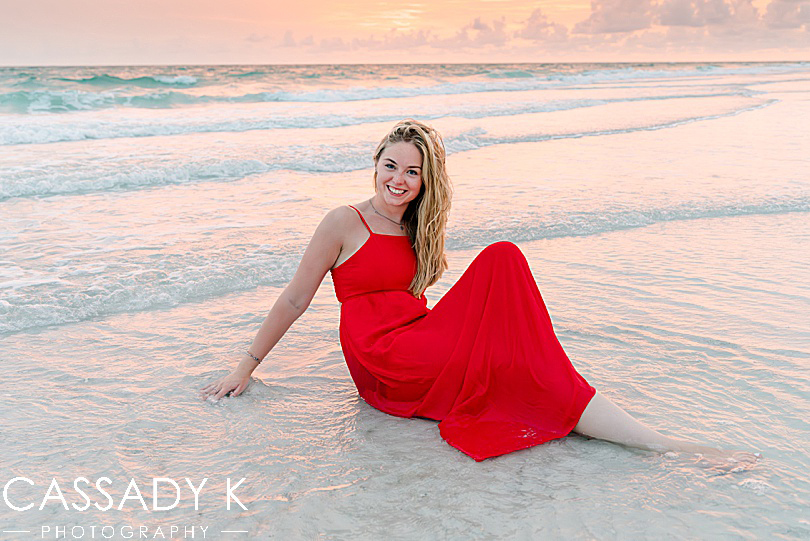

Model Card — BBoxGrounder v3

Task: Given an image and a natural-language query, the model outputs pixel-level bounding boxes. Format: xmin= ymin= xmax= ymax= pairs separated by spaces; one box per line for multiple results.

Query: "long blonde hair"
xmin=373 ymin=119 xmax=453 ymax=298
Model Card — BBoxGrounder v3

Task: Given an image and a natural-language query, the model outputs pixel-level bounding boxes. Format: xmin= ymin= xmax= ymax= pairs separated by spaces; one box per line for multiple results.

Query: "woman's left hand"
xmin=200 ymin=369 xmax=251 ymax=401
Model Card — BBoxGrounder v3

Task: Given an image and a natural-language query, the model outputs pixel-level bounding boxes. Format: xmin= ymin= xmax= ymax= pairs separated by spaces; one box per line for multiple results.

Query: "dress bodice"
xmin=330 ymin=205 xmax=418 ymax=303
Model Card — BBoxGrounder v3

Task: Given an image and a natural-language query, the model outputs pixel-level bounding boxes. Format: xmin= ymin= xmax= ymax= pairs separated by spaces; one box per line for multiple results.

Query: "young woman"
xmin=201 ymin=119 xmax=758 ymax=465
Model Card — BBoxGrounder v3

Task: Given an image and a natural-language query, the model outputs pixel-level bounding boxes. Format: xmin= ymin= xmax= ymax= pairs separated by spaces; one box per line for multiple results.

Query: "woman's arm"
xmin=200 ymin=207 xmax=348 ymax=400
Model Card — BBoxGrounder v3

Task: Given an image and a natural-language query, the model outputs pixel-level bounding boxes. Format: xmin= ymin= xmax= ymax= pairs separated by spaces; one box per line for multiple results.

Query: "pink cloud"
xmin=280 ymin=1 xmax=809 ymax=62
xmin=574 ymin=0 xmax=656 ymax=33
xmin=516 ymin=9 xmax=569 ymax=42
xmin=443 ymin=17 xmax=510 ymax=47
xmin=281 ymin=31 xmax=296 ymax=47
xmin=764 ymin=0 xmax=810 ymax=28
xmin=659 ymin=0 xmax=733 ymax=26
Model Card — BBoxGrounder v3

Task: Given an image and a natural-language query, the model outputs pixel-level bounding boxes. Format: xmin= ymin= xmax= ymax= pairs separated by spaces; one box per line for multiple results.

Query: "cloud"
xmin=353 ymin=29 xmax=435 ymax=50
xmin=574 ymin=0 xmax=656 ymax=33
xmin=380 ymin=29 xmax=436 ymax=49
xmin=309 ymin=27 xmax=439 ymax=54
xmin=281 ymin=30 xmax=296 ymax=47
xmin=313 ymin=16 xmax=510 ymax=52
xmin=659 ymin=0 xmax=733 ymax=26
xmin=516 ymin=9 xmax=569 ymax=42
xmin=764 ymin=0 xmax=810 ymax=28
xmin=728 ymin=0 xmax=762 ymax=26
xmin=442 ymin=17 xmax=509 ymax=47
xmin=318 ymin=36 xmax=352 ymax=51
xmin=245 ymin=33 xmax=268 ymax=43
xmin=655 ymin=0 xmax=763 ymax=41
xmin=283 ymin=2 xmax=809 ymax=62
xmin=572 ymin=0 xmax=767 ymax=35
xmin=279 ymin=31 xmax=313 ymax=49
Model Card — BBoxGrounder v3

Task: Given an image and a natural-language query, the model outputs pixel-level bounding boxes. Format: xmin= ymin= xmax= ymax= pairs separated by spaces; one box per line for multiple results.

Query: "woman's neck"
xmin=369 ymin=194 xmax=407 ymax=223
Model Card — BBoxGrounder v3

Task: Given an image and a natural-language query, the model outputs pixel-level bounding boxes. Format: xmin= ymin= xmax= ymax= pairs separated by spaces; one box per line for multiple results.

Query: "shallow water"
xmin=1 ymin=63 xmax=808 ymax=540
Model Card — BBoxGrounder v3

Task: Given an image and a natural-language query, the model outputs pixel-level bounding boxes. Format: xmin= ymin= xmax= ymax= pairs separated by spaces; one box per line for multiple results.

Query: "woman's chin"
xmin=383 ymin=194 xmax=411 ymax=206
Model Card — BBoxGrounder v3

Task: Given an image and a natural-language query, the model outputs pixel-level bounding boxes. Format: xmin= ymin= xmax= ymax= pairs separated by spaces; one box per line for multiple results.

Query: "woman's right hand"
xmin=200 ymin=369 xmax=252 ymax=401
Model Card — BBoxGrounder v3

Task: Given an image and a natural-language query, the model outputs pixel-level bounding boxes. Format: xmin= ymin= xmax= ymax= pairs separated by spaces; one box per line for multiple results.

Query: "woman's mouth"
xmin=387 ymin=185 xmax=406 ymax=196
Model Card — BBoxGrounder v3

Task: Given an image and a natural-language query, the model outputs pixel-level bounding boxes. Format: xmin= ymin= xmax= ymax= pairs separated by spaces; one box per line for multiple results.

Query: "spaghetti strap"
xmin=347 ymin=205 xmax=372 ymax=234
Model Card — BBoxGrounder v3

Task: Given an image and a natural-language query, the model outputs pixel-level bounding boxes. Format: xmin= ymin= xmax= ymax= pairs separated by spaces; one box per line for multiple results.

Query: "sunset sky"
xmin=2 ymin=0 xmax=808 ymax=65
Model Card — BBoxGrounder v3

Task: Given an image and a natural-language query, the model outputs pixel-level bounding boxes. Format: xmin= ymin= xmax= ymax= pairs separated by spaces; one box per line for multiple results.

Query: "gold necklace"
xmin=369 ymin=200 xmax=404 ymax=231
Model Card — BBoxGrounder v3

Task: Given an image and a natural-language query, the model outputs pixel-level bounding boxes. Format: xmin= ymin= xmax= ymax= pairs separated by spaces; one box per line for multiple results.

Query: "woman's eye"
xmin=408 ymin=170 xmax=419 ymax=175
xmin=385 ymin=164 xmax=395 ymax=169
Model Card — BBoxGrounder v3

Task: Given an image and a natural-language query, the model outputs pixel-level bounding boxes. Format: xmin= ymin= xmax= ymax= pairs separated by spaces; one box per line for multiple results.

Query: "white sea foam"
xmin=151 ymin=75 xmax=198 ymax=85
xmin=0 ymin=249 xmax=301 ymax=334
xmin=0 ymin=90 xmax=756 ymax=145
xmin=446 ymin=196 xmax=810 ymax=249
xmin=737 ymin=479 xmax=774 ymax=495
xmin=0 ymin=62 xmax=803 ymax=114
xmin=0 ymin=98 xmax=774 ymax=200
xmin=1 ymin=196 xmax=807 ymax=335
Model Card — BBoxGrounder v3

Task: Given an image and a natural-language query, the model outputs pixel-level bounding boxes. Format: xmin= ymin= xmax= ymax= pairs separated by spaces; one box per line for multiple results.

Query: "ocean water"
xmin=0 ymin=62 xmax=808 ymax=540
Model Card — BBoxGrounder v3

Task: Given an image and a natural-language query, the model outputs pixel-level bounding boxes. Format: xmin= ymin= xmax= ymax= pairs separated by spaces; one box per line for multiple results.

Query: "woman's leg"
xmin=573 ymin=391 xmax=721 ymax=454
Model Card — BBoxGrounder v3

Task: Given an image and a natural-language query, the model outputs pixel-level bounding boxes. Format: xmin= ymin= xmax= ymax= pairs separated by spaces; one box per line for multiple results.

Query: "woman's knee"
xmin=479 ymin=241 xmax=526 ymax=264
xmin=485 ymin=240 xmax=520 ymax=255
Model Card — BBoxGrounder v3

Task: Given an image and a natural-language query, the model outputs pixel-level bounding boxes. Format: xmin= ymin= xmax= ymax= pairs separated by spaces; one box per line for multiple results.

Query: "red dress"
xmin=330 ymin=205 xmax=596 ymax=461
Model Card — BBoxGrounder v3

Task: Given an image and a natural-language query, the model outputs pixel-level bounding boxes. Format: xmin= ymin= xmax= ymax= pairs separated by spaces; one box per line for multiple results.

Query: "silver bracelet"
xmin=245 ymin=350 xmax=262 ymax=364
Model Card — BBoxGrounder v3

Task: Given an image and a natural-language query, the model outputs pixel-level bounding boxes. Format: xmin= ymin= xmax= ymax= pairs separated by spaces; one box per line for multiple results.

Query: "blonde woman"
xmin=201 ymin=119 xmax=757 ymax=465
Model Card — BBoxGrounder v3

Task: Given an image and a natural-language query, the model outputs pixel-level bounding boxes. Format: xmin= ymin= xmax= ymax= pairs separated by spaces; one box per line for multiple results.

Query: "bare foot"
xmin=663 ymin=439 xmax=761 ymax=474
xmin=690 ymin=450 xmax=761 ymax=475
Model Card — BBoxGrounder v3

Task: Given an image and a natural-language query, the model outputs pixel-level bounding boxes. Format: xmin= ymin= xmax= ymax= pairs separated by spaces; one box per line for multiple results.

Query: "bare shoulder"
xmin=312 ymin=204 xmax=367 ymax=242
xmin=315 ymin=205 xmax=357 ymax=236
xmin=323 ymin=205 xmax=357 ymax=226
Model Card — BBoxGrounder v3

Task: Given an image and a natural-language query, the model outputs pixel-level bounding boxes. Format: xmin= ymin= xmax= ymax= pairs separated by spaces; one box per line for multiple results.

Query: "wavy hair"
xmin=373 ymin=119 xmax=453 ymax=298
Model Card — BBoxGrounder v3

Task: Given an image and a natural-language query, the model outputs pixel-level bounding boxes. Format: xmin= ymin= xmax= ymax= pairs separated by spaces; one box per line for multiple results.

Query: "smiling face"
xmin=374 ymin=141 xmax=424 ymax=208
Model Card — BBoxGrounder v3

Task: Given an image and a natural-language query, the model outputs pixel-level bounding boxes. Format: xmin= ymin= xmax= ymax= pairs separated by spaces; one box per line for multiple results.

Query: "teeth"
xmin=387 ymin=185 xmax=405 ymax=195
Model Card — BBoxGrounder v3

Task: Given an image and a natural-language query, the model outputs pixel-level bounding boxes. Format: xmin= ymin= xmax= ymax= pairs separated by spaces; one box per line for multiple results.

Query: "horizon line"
xmin=2 ymin=59 xmax=808 ymax=69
